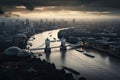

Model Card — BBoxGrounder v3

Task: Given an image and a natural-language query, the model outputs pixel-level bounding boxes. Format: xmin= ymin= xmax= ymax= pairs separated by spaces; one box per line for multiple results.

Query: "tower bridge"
xmin=29 ymin=37 xmax=81 ymax=53
xmin=44 ymin=37 xmax=66 ymax=53
xmin=45 ymin=38 xmax=51 ymax=53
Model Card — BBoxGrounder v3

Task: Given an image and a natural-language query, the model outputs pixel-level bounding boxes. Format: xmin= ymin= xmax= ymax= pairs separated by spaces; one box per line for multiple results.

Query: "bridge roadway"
xmin=30 ymin=44 xmax=80 ymax=51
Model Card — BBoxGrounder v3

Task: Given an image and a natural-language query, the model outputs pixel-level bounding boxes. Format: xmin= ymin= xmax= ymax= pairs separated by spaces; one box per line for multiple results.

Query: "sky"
xmin=0 ymin=0 xmax=120 ymax=19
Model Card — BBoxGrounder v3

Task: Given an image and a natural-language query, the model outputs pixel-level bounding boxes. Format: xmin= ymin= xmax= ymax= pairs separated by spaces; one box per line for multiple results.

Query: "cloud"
xmin=0 ymin=0 xmax=120 ymax=15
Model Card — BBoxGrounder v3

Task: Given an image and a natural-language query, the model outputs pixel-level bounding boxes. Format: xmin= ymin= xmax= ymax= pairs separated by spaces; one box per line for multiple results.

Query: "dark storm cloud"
xmin=0 ymin=0 xmax=120 ymax=14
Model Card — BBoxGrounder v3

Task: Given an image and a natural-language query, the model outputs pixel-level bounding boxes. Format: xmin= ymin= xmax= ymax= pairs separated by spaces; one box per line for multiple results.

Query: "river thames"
xmin=28 ymin=29 xmax=120 ymax=80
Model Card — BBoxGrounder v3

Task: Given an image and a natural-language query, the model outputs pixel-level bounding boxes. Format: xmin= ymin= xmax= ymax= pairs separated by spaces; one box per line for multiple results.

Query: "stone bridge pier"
xmin=45 ymin=38 xmax=51 ymax=53
xmin=60 ymin=37 xmax=67 ymax=51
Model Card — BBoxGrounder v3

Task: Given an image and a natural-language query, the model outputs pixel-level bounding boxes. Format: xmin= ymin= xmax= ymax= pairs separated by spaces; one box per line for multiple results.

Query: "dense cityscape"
xmin=0 ymin=18 xmax=72 ymax=51
xmin=0 ymin=18 xmax=86 ymax=80
xmin=0 ymin=18 xmax=120 ymax=80
xmin=58 ymin=19 xmax=120 ymax=57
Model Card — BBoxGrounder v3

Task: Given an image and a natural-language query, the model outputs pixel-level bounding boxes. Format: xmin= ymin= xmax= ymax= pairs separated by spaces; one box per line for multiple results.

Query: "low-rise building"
xmin=92 ymin=40 xmax=114 ymax=52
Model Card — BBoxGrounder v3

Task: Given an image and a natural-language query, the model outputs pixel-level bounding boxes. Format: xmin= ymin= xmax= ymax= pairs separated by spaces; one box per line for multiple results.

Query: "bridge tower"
xmin=45 ymin=38 xmax=51 ymax=53
xmin=60 ymin=37 xmax=67 ymax=50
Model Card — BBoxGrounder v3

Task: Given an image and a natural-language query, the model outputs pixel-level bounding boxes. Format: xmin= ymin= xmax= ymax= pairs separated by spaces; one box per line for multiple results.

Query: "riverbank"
xmin=0 ymin=57 xmax=76 ymax=80
xmin=58 ymin=26 xmax=120 ymax=57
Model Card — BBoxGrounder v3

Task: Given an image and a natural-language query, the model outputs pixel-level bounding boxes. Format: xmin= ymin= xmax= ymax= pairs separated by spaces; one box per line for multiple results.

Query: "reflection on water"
xmin=45 ymin=49 xmax=67 ymax=65
xmin=45 ymin=52 xmax=51 ymax=62
xmin=60 ymin=50 xmax=66 ymax=65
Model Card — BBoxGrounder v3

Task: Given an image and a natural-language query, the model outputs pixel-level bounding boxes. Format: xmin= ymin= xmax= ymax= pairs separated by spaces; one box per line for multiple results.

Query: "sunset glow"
xmin=13 ymin=10 xmax=119 ymax=19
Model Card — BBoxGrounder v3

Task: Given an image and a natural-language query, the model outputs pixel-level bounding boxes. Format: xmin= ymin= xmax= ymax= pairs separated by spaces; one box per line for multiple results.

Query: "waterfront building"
xmin=83 ymin=37 xmax=95 ymax=48
xmin=93 ymin=40 xmax=114 ymax=52
xmin=109 ymin=44 xmax=120 ymax=57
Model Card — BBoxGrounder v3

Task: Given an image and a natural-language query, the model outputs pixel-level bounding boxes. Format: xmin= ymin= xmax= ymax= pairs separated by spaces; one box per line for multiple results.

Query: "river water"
xmin=28 ymin=29 xmax=120 ymax=80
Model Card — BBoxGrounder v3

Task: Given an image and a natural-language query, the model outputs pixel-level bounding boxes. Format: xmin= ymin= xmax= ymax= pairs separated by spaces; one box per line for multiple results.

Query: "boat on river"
xmin=62 ymin=66 xmax=80 ymax=75
xmin=83 ymin=53 xmax=95 ymax=58
xmin=76 ymin=48 xmax=84 ymax=52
